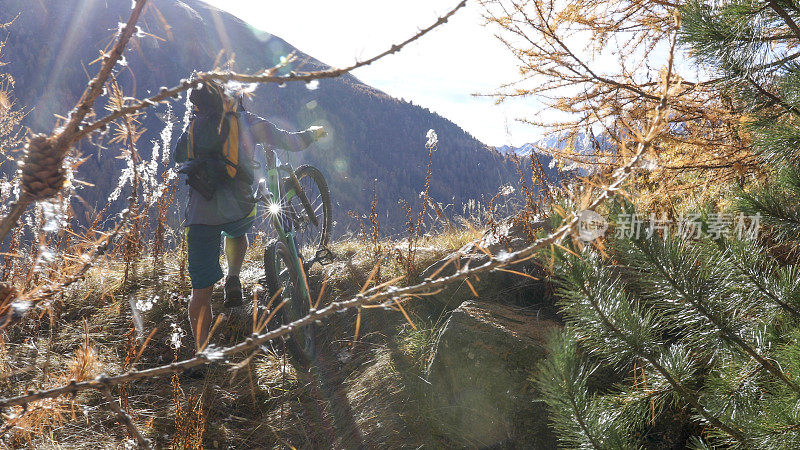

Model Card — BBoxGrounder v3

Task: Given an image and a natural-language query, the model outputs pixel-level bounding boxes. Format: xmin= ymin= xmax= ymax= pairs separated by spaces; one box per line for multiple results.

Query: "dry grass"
xmin=325 ymin=227 xmax=482 ymax=284
xmin=0 ymin=223 xmax=481 ymax=448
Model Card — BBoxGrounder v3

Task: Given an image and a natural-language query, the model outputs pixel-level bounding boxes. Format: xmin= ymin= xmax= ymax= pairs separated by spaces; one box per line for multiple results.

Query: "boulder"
xmin=426 ymin=301 xmax=560 ymax=447
xmin=420 ymin=219 xmax=552 ymax=307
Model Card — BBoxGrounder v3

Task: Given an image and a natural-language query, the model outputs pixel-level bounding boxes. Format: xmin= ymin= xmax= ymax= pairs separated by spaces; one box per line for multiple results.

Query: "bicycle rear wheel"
xmin=264 ymin=241 xmax=315 ymax=360
xmin=287 ymin=165 xmax=331 ymax=262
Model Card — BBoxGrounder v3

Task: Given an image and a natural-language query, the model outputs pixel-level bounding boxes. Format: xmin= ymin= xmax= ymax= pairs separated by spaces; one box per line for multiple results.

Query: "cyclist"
xmin=173 ymin=79 xmax=326 ymax=353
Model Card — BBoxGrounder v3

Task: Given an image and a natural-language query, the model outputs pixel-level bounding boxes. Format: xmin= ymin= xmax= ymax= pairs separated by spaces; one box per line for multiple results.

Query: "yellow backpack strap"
xmin=187 ymin=119 xmax=196 ymax=159
xmin=222 ymin=113 xmax=239 ymax=178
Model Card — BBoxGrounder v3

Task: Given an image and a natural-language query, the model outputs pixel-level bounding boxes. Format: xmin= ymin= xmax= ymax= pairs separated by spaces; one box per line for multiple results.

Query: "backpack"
xmin=174 ymin=81 xmax=251 ymax=200
xmin=185 ymin=81 xmax=242 ymax=180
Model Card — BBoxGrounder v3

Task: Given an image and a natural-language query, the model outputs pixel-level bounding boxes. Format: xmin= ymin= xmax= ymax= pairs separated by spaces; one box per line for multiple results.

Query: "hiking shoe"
xmin=223 ymin=276 xmax=243 ymax=308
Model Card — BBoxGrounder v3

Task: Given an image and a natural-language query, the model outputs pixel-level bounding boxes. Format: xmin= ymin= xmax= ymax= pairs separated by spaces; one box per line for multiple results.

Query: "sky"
xmin=200 ymin=0 xmax=543 ymax=147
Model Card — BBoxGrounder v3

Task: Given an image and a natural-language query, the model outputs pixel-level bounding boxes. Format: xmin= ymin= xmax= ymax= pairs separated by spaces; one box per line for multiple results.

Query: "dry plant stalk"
xmin=487 ymin=151 xmax=554 ymax=245
xmin=171 ymin=374 xmax=204 ymax=450
xmin=1 ymin=323 xmax=102 ymax=446
xmin=396 ymin=137 xmax=438 ymax=278
xmin=369 ymin=178 xmax=382 ymax=261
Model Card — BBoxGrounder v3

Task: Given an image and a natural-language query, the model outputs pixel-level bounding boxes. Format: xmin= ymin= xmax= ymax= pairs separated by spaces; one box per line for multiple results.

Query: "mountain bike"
xmin=256 ymin=145 xmax=333 ymax=361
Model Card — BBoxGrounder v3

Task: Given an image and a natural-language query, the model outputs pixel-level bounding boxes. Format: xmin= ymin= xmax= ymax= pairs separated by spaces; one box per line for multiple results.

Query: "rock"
xmin=421 ymin=219 xmax=548 ymax=278
xmin=420 ymin=219 xmax=552 ymax=307
xmin=426 ymin=301 xmax=560 ymax=447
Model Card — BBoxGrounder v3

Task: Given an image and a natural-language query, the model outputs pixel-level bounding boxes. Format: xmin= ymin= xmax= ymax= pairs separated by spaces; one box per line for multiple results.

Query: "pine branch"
xmin=568 ymin=395 xmax=603 ymax=449
xmin=738 ymin=186 xmax=800 ymax=241
xmin=536 ymin=332 xmax=620 ymax=448
xmin=630 ymin=237 xmax=800 ymax=395
xmin=568 ymin=258 xmax=747 ymax=443
xmin=766 ymin=0 xmax=800 ymax=42
xmin=720 ymin=241 xmax=800 ymax=319
xmin=744 ymin=74 xmax=800 ymax=118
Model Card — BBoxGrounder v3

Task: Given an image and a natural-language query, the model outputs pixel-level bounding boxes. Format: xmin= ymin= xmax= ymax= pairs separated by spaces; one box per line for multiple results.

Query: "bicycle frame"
xmin=259 ymin=147 xmax=314 ymax=306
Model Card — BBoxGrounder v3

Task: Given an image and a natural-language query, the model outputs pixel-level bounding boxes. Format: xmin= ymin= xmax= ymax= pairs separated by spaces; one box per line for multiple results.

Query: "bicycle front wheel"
xmin=264 ymin=241 xmax=315 ymax=360
xmin=287 ymin=165 xmax=331 ymax=261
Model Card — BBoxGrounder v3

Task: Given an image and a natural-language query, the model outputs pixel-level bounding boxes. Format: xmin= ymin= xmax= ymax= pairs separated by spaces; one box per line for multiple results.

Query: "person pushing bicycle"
xmin=173 ymin=79 xmax=326 ymax=354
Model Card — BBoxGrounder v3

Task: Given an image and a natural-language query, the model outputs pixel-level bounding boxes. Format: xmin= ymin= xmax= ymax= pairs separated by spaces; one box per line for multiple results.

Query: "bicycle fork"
xmin=266 ymin=165 xmax=312 ymax=306
xmin=283 ymin=167 xmax=319 ymax=228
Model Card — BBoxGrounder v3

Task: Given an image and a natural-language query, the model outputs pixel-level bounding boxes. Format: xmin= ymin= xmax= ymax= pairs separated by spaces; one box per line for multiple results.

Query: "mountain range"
xmin=496 ymin=131 xmax=618 ymax=175
xmin=0 ymin=0 xmax=530 ymax=235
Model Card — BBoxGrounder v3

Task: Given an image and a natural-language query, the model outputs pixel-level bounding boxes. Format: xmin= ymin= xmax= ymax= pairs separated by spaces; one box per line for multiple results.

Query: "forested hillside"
xmin=0 ymin=0 xmax=524 ymax=234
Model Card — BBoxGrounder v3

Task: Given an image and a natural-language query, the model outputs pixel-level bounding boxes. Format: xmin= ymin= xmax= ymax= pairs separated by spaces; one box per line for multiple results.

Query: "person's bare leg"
xmin=188 ymin=286 xmax=213 ymax=351
xmin=224 ymin=234 xmax=248 ymax=278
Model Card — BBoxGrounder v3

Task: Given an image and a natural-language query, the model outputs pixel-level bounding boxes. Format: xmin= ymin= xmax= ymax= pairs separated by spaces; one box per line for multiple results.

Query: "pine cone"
xmin=20 ymin=134 xmax=66 ymax=201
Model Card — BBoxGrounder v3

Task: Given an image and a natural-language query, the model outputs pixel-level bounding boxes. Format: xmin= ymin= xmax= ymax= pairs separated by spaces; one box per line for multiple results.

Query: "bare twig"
xmin=99 ymin=382 xmax=152 ymax=449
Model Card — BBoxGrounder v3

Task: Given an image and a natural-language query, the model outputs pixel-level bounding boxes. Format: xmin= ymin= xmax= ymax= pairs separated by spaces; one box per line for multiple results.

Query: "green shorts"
xmin=186 ymin=213 xmax=255 ymax=289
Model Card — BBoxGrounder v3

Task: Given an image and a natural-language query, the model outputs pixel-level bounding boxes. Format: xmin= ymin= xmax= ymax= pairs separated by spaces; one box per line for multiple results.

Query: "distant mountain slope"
xmin=0 ymin=0 xmax=521 ymax=234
